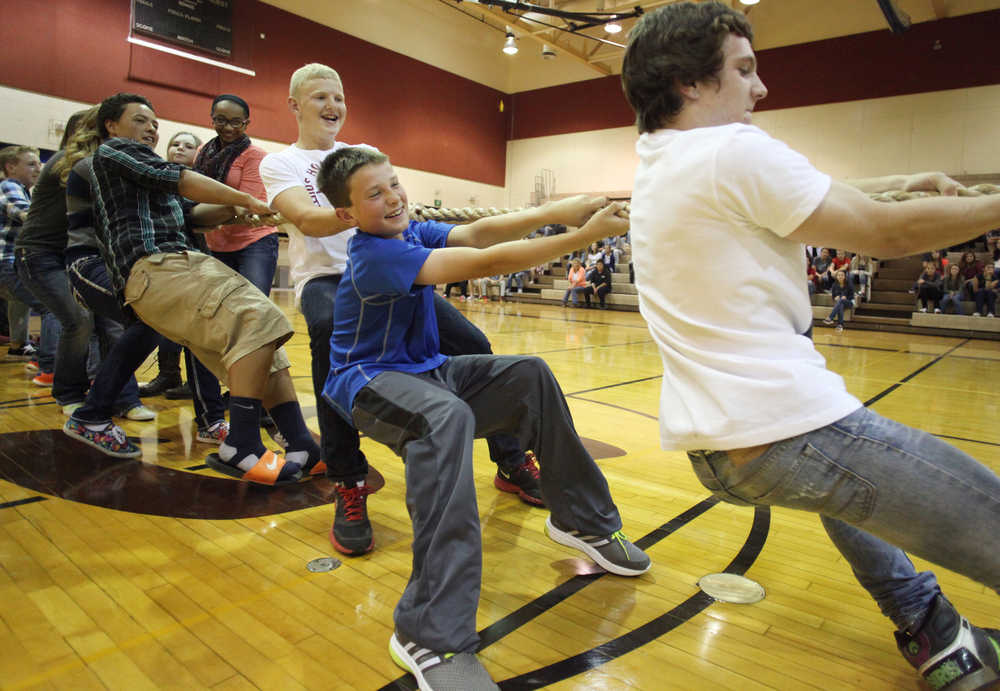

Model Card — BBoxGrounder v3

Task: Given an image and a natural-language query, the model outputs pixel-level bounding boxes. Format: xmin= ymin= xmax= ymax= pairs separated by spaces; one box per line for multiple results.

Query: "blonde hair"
xmin=0 ymin=145 xmax=39 ymax=177
xmin=289 ymin=63 xmax=341 ymax=98
xmin=53 ymin=105 xmax=101 ymax=186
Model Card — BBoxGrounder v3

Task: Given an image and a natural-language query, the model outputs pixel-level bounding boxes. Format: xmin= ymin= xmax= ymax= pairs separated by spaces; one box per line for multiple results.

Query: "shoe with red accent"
xmin=331 ymin=480 xmax=374 ymax=555
xmin=32 ymin=372 xmax=54 ymax=387
xmin=63 ymin=419 xmax=141 ymax=459
xmin=301 ymin=458 xmax=327 ymax=477
xmin=494 ymin=451 xmax=545 ymax=506
xmin=196 ymin=420 xmax=229 ymax=444
xmin=24 ymin=360 xmax=39 ymax=373
xmin=205 ymin=449 xmax=302 ymax=485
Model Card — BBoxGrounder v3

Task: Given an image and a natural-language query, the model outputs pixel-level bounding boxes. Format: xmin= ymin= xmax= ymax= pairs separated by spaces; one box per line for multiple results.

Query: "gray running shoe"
xmin=389 ymin=632 xmax=498 ymax=691
xmin=545 ymin=515 xmax=651 ymax=576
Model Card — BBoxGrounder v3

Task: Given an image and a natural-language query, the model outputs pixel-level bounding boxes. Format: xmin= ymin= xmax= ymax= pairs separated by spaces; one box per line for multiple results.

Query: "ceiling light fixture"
xmin=502 ymin=29 xmax=518 ymax=54
xmin=739 ymin=0 xmax=760 ymax=5
xmin=604 ymin=18 xmax=622 ymax=33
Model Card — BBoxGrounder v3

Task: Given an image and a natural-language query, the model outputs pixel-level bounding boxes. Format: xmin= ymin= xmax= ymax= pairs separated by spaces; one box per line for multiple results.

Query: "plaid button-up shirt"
xmin=0 ymin=179 xmax=30 ymax=269
xmin=88 ymin=137 xmax=197 ymax=293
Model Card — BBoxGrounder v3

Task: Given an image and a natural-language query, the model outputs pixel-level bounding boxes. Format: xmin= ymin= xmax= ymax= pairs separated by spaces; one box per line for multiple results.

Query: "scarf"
xmin=193 ymin=134 xmax=251 ymax=183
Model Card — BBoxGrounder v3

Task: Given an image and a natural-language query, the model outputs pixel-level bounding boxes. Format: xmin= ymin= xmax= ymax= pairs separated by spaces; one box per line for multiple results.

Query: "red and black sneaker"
xmin=330 ymin=480 xmax=374 ymax=556
xmin=494 ymin=451 xmax=545 ymax=507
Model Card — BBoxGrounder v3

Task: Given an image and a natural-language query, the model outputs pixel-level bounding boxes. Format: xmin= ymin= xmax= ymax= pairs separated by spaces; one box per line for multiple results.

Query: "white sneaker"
xmin=973 ymin=312 xmax=981 ymax=317
xmin=62 ymin=402 xmax=83 ymax=416
xmin=934 ymin=308 xmax=942 ymax=314
xmin=920 ymin=307 xmax=927 ymax=313
xmin=835 ymin=325 xmax=844 ymax=332
xmin=122 ymin=404 xmax=157 ymax=421
xmin=989 ymin=313 xmax=996 ymax=318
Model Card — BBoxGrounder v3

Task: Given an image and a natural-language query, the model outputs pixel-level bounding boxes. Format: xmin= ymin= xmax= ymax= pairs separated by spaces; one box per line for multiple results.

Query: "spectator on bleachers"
xmin=915 ymin=261 xmax=943 ymax=313
xmin=925 ymin=249 xmax=948 ymax=274
xmin=807 ymin=260 xmax=819 ymax=296
xmin=587 ymin=260 xmax=612 ymax=309
xmin=939 ymin=264 xmax=966 ymax=315
xmin=812 ymin=247 xmax=834 ymax=292
xmin=985 ymin=228 xmax=1000 ymax=255
xmin=562 ymin=258 xmax=587 ymax=307
xmin=506 ymin=270 xmax=526 ymax=294
xmin=958 ymin=250 xmax=984 ymax=283
xmin=444 ymin=280 xmax=469 ymax=301
xmin=849 ymin=251 xmax=876 ymax=302
xmin=831 ymin=249 xmax=852 ymax=273
xmin=586 ymin=241 xmax=603 ymax=268
xmin=971 ymin=264 xmax=998 ymax=318
xmin=823 ymin=269 xmax=854 ymax=332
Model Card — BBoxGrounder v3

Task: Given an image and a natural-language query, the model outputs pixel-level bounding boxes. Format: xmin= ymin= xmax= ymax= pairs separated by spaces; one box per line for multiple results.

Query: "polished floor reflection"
xmin=1 ymin=294 xmax=998 ymax=690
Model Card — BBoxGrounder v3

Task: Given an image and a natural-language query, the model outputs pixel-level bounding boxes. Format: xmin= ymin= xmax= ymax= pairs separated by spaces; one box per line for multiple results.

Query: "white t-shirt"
xmin=630 ymin=123 xmax=861 ymax=451
xmin=260 ymin=142 xmax=367 ymax=304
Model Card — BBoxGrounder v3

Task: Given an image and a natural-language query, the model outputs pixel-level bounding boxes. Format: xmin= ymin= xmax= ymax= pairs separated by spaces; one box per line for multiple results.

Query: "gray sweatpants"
xmin=351 ymin=354 xmax=621 ymax=653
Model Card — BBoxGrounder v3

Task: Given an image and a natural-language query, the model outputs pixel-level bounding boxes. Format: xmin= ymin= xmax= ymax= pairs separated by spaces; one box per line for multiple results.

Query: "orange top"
xmin=202 ymin=145 xmax=277 ymax=253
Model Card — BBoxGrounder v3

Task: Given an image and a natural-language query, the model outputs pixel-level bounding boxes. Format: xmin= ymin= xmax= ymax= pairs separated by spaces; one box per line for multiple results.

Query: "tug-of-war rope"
xmin=224 ymin=184 xmax=1000 ymax=228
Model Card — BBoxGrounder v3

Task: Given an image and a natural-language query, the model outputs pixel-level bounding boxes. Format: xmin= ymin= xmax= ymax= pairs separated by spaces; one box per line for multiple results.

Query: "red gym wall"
xmin=0 ymin=0 xmax=510 ymax=186
xmin=510 ymin=9 xmax=1000 ymax=140
xmin=2 ymin=2 xmax=999 ymax=183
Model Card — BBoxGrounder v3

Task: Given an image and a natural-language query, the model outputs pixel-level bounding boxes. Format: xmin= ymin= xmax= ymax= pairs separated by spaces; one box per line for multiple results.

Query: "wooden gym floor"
xmin=1 ymin=293 xmax=997 ymax=690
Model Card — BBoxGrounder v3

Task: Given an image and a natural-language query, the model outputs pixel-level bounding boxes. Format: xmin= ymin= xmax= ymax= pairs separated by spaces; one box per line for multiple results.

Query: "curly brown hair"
xmin=53 ymin=105 xmax=101 ymax=186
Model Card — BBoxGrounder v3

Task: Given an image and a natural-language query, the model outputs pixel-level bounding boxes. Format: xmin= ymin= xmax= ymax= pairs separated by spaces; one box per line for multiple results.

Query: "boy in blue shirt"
xmin=316 ymin=147 xmax=650 ymax=690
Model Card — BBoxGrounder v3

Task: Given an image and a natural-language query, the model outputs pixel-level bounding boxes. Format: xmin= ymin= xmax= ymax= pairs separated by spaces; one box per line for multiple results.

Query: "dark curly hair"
xmin=97 ymin=93 xmax=154 ymax=139
xmin=622 ymin=2 xmax=753 ymax=133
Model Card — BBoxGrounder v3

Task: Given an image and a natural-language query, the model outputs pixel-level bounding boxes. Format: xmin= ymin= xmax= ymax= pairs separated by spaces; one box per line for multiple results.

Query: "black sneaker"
xmin=163 ymin=381 xmax=193 ymax=399
xmin=389 ymin=631 xmax=498 ymax=691
xmin=7 ymin=343 xmax=37 ymax=360
xmin=137 ymin=372 xmax=182 ymax=397
xmin=896 ymin=594 xmax=1000 ymax=691
xmin=545 ymin=516 xmax=651 ymax=576
xmin=330 ymin=480 xmax=374 ymax=556
xmin=494 ymin=451 xmax=545 ymax=507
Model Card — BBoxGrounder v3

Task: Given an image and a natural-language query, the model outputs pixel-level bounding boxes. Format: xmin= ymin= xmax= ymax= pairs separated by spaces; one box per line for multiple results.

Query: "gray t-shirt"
xmin=15 ymin=150 xmax=69 ymax=254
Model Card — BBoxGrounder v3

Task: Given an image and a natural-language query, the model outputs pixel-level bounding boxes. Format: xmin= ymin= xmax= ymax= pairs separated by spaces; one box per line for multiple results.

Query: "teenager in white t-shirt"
xmin=623 ymin=4 xmax=1000 ymax=689
xmin=260 ymin=64 xmax=542 ymax=558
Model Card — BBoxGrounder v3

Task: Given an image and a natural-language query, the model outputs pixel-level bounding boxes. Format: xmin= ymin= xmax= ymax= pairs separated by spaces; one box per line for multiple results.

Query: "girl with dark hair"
xmin=195 ymin=95 xmax=279 ymax=297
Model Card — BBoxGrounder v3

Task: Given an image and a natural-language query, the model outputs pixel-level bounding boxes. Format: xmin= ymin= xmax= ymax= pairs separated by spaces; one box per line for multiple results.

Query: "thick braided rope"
xmin=869 ymin=182 xmax=1000 ymax=202
xmin=226 ymin=201 xmax=633 ymax=227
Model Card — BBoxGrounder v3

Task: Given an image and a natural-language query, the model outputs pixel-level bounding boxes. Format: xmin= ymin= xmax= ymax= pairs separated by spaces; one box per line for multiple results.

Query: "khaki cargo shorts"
xmin=125 ymin=252 xmax=292 ymax=384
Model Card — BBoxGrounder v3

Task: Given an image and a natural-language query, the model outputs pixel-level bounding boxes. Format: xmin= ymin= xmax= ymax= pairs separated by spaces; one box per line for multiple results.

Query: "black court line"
xmin=933 ymin=433 xmax=1000 ymax=448
xmin=0 ymin=496 xmax=48 ymax=510
xmin=526 ymin=339 xmax=655 ymax=357
xmin=566 ymin=374 xmax=662 ymax=398
xmin=0 ymin=400 xmax=59 ymax=410
xmin=814 ymin=342 xmax=900 ymax=352
xmin=185 ymin=464 xmax=209 ymax=471
xmin=0 ymin=394 xmax=53 ymax=406
xmin=387 ymin=500 xmax=773 ymax=689
xmin=498 ymin=505 xmax=771 ymax=690
xmin=467 ymin=310 xmax=651 ymax=330
xmin=567 ymin=396 xmax=659 ymax=422
xmin=863 ymin=338 xmax=970 ymax=407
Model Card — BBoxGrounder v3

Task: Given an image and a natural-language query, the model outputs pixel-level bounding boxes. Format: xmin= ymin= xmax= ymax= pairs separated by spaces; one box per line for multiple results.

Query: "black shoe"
xmin=330 ymin=480 xmax=374 ymax=555
xmin=137 ymin=372 xmax=182 ymax=397
xmin=896 ymin=594 xmax=1000 ymax=690
xmin=164 ymin=381 xmax=193 ymax=399
xmin=494 ymin=451 xmax=545 ymax=506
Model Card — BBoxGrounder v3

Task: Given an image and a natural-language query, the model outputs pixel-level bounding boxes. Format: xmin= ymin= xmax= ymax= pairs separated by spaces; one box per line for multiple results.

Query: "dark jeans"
xmin=68 ymin=253 xmax=223 ymax=425
xmin=17 ymin=248 xmax=92 ymax=404
xmin=301 ymin=277 xmax=522 ymax=482
xmin=917 ymin=284 xmax=940 ymax=309
xmin=211 ymin=233 xmax=279 ymax=297
xmin=0 ymin=261 xmax=59 ymax=371
xmin=975 ymin=289 xmax=997 ymax=315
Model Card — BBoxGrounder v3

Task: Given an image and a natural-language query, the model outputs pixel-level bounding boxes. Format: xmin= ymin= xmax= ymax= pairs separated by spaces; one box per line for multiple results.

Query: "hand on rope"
xmin=869 ymin=182 xmax=1000 ymax=202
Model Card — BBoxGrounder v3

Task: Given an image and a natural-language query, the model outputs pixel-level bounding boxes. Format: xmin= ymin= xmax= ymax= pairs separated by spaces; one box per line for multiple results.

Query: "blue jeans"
xmin=688 ymin=406 xmax=1000 ymax=631
xmin=211 ymin=233 xmax=279 ymax=297
xmin=68 ymin=253 xmax=222 ymax=424
xmin=0 ymin=261 xmax=59 ymax=371
xmin=301 ymin=277 xmax=523 ymax=481
xmin=17 ymin=249 xmax=93 ymax=404
xmin=827 ymin=298 xmax=853 ymax=325
xmin=939 ymin=292 xmax=964 ymax=314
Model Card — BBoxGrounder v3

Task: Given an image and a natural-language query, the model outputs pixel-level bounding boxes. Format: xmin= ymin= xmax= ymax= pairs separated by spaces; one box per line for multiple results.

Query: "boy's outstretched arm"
xmin=415 ymin=203 xmax=628 ymax=286
xmin=447 ymin=195 xmax=607 ymax=249
xmin=178 ymin=169 xmax=272 ymax=216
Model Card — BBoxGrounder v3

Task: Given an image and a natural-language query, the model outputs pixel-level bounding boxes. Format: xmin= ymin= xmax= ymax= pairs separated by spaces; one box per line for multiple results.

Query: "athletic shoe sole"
xmin=493 ymin=474 xmax=545 ymax=506
xmin=329 ymin=524 xmax=374 ymax=556
xmin=545 ymin=516 xmax=650 ymax=576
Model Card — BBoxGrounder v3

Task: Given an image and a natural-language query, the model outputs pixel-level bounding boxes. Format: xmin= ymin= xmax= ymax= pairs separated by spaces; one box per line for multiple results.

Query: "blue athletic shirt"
xmin=323 ymin=220 xmax=453 ymax=422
